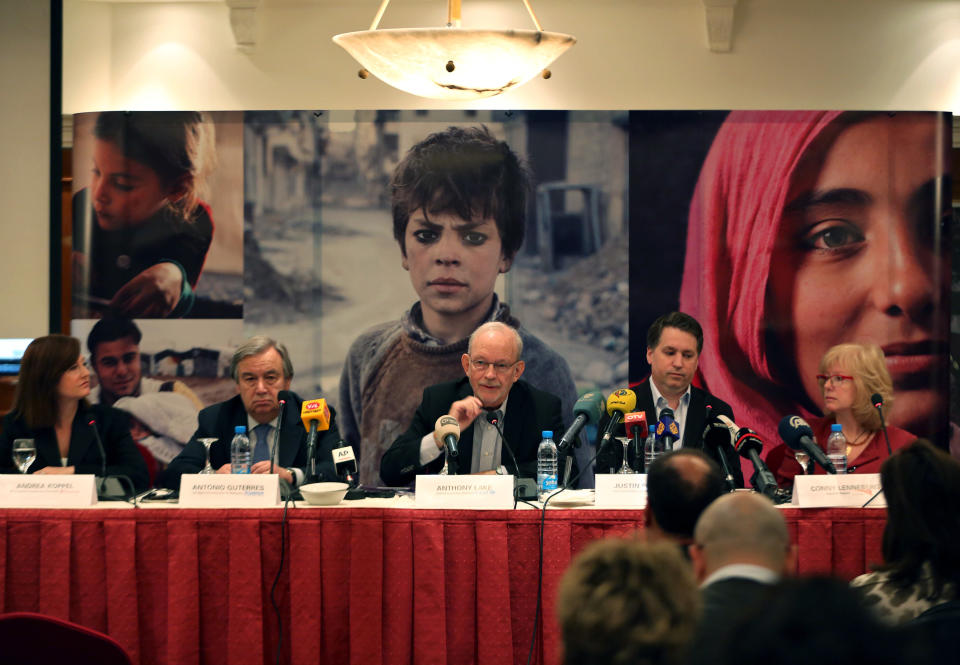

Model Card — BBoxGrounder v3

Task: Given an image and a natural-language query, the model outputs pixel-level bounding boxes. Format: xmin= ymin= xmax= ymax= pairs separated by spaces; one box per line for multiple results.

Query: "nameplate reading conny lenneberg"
xmin=415 ymin=475 xmax=514 ymax=509
xmin=595 ymin=473 xmax=648 ymax=508
xmin=791 ymin=473 xmax=884 ymax=508
xmin=0 ymin=474 xmax=97 ymax=507
xmin=179 ymin=474 xmax=281 ymax=508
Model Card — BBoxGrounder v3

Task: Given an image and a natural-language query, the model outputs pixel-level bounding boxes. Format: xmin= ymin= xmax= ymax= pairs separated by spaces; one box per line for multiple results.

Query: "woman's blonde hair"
xmin=818 ymin=343 xmax=893 ymax=431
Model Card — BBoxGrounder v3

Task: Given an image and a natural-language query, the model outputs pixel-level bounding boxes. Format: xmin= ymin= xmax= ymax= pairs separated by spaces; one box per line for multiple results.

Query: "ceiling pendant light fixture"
xmin=332 ymin=0 xmax=576 ymax=101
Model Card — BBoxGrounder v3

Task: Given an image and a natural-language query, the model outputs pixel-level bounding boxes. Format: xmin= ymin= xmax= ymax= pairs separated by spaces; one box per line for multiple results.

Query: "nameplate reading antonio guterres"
xmin=415 ymin=475 xmax=514 ymax=509
xmin=179 ymin=474 xmax=281 ymax=508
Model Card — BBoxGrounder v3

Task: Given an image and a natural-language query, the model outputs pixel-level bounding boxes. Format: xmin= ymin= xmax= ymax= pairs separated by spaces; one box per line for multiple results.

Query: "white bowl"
xmin=299 ymin=482 xmax=350 ymax=506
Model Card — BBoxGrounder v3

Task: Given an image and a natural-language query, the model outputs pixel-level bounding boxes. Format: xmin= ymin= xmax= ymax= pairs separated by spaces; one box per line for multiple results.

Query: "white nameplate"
xmin=595 ymin=473 xmax=648 ymax=508
xmin=0 ymin=474 xmax=97 ymax=507
xmin=415 ymin=475 xmax=514 ymax=509
xmin=179 ymin=474 xmax=281 ymax=508
xmin=791 ymin=473 xmax=884 ymax=508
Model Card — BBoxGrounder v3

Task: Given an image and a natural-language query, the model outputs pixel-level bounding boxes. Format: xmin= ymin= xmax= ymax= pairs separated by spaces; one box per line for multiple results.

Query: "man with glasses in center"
xmin=380 ymin=322 xmax=566 ymax=486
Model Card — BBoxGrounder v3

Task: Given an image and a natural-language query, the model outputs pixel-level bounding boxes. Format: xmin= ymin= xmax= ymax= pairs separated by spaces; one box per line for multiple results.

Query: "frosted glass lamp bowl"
xmin=333 ymin=28 xmax=576 ymax=100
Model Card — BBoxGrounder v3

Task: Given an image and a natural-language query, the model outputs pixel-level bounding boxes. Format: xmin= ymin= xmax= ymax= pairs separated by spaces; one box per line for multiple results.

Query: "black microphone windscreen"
xmin=778 ymin=415 xmax=813 ymax=450
xmin=871 ymin=393 xmax=883 ymax=407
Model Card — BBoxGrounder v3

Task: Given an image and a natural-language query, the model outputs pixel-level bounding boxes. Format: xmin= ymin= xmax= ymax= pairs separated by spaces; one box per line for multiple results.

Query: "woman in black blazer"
xmin=0 ymin=334 xmax=148 ymax=492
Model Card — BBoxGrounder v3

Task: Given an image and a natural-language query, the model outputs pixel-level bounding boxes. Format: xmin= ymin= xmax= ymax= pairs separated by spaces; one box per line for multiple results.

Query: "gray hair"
xmin=694 ymin=492 xmax=790 ymax=568
xmin=467 ymin=321 xmax=523 ymax=360
xmin=229 ymin=335 xmax=294 ymax=382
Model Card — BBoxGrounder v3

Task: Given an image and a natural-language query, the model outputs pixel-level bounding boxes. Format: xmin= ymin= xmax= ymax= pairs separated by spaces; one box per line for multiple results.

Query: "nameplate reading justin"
xmin=179 ymin=474 xmax=281 ymax=508
xmin=791 ymin=473 xmax=884 ymax=508
xmin=594 ymin=473 xmax=648 ymax=508
xmin=415 ymin=475 xmax=514 ymax=509
xmin=0 ymin=474 xmax=97 ymax=508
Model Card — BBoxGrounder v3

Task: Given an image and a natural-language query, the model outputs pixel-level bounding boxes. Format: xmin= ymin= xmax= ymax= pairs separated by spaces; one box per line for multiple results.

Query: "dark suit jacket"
xmin=0 ymin=404 xmax=150 ymax=492
xmin=687 ymin=577 xmax=776 ymax=665
xmin=161 ymin=392 xmax=340 ymax=489
xmin=380 ymin=377 xmax=565 ymax=487
xmin=596 ymin=379 xmax=742 ymax=486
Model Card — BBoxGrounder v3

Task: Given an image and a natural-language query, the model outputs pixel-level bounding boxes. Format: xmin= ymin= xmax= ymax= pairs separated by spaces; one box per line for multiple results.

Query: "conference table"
xmin=0 ymin=498 xmax=887 ymax=665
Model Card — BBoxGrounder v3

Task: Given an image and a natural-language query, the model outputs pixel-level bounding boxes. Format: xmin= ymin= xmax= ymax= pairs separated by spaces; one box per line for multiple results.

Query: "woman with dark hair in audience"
xmin=850 ymin=439 xmax=960 ymax=625
xmin=0 ymin=335 xmax=148 ymax=491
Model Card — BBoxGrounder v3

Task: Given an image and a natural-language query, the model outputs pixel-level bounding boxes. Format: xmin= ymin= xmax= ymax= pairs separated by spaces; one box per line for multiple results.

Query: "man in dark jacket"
xmin=380 ymin=322 xmax=565 ymax=487
xmin=163 ymin=336 xmax=339 ymax=489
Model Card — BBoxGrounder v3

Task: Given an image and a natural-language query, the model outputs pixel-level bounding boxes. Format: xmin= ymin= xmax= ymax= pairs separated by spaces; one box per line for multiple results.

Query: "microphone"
xmin=558 ymin=391 xmax=605 ymax=486
xmin=331 ymin=443 xmax=359 ymax=485
xmin=300 ymin=398 xmax=331 ymax=483
xmin=778 ymin=415 xmax=836 ymax=474
xmin=732 ymin=427 xmax=778 ymax=500
xmin=485 ymin=410 xmax=536 ymax=500
xmin=871 ymin=393 xmax=893 ymax=457
xmin=558 ymin=391 xmax=605 ymax=453
xmin=88 ymin=419 xmax=108 ymax=488
xmin=89 ymin=418 xmax=133 ymax=499
xmin=269 ymin=391 xmax=290 ymax=476
xmin=623 ymin=411 xmax=647 ymax=472
xmin=702 ymin=408 xmax=737 ymax=491
xmin=599 ymin=389 xmax=637 ymax=453
xmin=435 ymin=415 xmax=460 ymax=458
xmin=655 ymin=407 xmax=679 ymax=451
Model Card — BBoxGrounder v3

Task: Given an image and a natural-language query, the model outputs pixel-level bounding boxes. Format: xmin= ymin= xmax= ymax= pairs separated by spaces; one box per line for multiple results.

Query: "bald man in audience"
xmin=685 ymin=492 xmax=797 ymax=665
xmin=645 ymin=449 xmax=726 ymax=550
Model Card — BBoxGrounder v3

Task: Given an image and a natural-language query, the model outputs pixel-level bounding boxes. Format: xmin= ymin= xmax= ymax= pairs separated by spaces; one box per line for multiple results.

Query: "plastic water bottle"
xmin=826 ymin=423 xmax=847 ymax=474
xmin=230 ymin=425 xmax=251 ymax=474
xmin=644 ymin=425 xmax=664 ymax=471
xmin=537 ymin=430 xmax=558 ymax=500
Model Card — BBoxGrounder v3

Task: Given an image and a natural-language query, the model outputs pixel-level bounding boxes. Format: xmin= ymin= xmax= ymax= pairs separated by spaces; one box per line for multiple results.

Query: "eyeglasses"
xmin=469 ymin=358 xmax=519 ymax=374
xmin=816 ymin=374 xmax=853 ymax=387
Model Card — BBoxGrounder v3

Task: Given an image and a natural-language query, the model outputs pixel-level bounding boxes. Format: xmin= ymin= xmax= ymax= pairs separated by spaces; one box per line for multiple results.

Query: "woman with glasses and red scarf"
xmin=766 ymin=343 xmax=917 ymax=489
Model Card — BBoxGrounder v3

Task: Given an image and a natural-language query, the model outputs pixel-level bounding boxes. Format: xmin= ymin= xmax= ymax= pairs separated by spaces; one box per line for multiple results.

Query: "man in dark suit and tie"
xmin=686 ymin=491 xmax=796 ymax=665
xmin=598 ymin=311 xmax=742 ymax=486
xmin=162 ymin=336 xmax=340 ymax=489
xmin=380 ymin=322 xmax=565 ymax=487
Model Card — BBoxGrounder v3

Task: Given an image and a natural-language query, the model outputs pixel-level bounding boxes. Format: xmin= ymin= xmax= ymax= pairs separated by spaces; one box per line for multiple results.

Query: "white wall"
xmin=0 ymin=0 xmax=52 ymax=336
xmin=2 ymin=0 xmax=958 ymax=336
xmin=61 ymin=0 xmax=960 ymax=113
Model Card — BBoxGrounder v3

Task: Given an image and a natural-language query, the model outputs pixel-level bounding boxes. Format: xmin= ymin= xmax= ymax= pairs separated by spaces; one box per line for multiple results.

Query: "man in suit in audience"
xmin=686 ymin=491 xmax=796 ymax=665
xmin=598 ymin=312 xmax=742 ymax=487
xmin=645 ymin=449 xmax=726 ymax=551
xmin=162 ymin=335 xmax=340 ymax=489
xmin=380 ymin=321 xmax=565 ymax=487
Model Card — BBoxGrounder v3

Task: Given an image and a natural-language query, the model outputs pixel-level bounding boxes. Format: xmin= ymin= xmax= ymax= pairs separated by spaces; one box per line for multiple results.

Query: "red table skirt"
xmin=0 ymin=506 xmax=885 ymax=665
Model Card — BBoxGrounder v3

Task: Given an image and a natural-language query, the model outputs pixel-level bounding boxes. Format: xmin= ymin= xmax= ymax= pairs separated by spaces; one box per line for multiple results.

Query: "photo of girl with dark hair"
xmin=72 ymin=111 xmax=220 ymax=318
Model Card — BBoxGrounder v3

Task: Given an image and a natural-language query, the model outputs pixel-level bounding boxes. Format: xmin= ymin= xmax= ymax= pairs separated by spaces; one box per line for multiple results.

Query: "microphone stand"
xmin=873 ymin=399 xmax=893 ymax=457
xmin=485 ymin=411 xmax=535 ymax=503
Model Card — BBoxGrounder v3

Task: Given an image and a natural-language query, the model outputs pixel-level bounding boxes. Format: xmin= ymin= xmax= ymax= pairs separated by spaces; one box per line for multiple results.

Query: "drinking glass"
xmin=794 ymin=451 xmax=810 ymax=474
xmin=616 ymin=437 xmax=634 ymax=474
xmin=12 ymin=438 xmax=36 ymax=474
xmin=198 ymin=438 xmax=218 ymax=474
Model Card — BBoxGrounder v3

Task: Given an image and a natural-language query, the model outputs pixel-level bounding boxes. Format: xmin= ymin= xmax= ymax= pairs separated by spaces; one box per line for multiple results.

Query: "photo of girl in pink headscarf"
xmin=666 ymin=111 xmax=951 ymax=458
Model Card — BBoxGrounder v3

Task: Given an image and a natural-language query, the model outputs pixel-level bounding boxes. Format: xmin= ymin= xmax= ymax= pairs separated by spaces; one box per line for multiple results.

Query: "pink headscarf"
xmin=679 ymin=111 xmax=844 ymax=452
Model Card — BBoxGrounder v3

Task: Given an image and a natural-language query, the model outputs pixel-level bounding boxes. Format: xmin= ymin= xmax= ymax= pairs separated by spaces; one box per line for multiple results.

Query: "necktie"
xmin=252 ymin=423 xmax=272 ymax=463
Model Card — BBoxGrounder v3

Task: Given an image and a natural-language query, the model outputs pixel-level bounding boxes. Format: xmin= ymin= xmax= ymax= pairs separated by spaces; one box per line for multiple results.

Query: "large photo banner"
xmin=70 ymin=109 xmax=954 ymax=484
xmin=630 ymin=111 xmax=954 ymax=480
